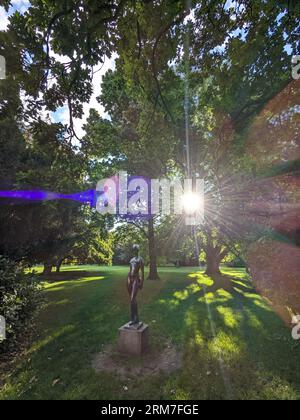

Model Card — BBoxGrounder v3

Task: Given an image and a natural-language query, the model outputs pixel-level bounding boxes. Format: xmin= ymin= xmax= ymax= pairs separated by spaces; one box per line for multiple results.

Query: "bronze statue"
xmin=127 ymin=244 xmax=144 ymax=327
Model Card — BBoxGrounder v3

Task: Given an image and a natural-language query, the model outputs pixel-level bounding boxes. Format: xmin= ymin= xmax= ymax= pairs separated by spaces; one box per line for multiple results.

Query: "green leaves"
xmin=0 ymin=256 xmax=41 ymax=353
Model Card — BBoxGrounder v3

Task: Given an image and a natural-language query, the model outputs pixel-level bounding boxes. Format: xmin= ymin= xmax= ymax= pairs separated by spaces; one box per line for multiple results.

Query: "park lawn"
xmin=1 ymin=265 xmax=300 ymax=400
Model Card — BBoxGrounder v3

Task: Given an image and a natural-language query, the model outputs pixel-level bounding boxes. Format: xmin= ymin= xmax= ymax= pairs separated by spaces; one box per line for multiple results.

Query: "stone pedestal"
xmin=118 ymin=323 xmax=149 ymax=356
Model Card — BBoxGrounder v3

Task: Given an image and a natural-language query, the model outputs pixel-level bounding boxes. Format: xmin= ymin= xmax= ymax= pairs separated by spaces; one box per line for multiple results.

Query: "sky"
xmin=0 ymin=0 xmax=115 ymax=139
xmin=0 ymin=0 xmax=30 ymax=29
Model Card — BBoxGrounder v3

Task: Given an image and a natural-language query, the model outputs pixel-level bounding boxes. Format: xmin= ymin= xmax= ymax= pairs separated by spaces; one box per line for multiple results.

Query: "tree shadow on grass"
xmin=39 ymin=270 xmax=111 ymax=283
xmin=145 ymin=270 xmax=300 ymax=399
xmin=203 ymin=272 xmax=255 ymax=295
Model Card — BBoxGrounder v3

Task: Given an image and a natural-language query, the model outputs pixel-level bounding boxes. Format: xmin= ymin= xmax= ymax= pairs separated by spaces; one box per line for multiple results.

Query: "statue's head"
xmin=132 ymin=244 xmax=140 ymax=255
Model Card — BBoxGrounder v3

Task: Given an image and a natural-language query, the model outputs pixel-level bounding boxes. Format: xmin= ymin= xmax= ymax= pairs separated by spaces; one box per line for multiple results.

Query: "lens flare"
xmin=181 ymin=192 xmax=203 ymax=215
xmin=0 ymin=190 xmax=96 ymax=206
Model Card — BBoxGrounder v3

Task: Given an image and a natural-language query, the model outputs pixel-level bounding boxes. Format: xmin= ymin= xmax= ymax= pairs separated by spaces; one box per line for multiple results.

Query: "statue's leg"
xmin=127 ymin=276 xmax=133 ymax=322
xmin=127 ymin=276 xmax=132 ymax=295
xmin=130 ymin=279 xmax=139 ymax=324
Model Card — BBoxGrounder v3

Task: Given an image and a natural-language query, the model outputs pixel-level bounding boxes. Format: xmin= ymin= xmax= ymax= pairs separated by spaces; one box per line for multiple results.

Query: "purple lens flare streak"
xmin=0 ymin=190 xmax=97 ymax=206
xmin=0 ymin=188 xmax=156 ymax=220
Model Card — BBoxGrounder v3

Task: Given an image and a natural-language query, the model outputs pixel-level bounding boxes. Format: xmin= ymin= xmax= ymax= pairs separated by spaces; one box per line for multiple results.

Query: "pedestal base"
xmin=118 ymin=323 xmax=149 ymax=356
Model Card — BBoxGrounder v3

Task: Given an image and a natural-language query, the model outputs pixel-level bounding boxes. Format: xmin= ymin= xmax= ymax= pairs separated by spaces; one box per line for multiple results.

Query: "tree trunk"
xmin=43 ymin=262 xmax=53 ymax=275
xmin=56 ymin=259 xmax=64 ymax=273
xmin=205 ymin=249 xmax=222 ymax=277
xmin=148 ymin=217 xmax=160 ymax=280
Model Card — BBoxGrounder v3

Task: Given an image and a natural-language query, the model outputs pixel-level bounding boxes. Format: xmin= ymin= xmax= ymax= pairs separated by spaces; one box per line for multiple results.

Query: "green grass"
xmin=1 ymin=265 xmax=300 ymax=400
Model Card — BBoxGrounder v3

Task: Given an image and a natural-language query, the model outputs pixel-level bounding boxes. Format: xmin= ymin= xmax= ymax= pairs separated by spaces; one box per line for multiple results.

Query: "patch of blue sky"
xmin=52 ymin=106 xmax=69 ymax=125
xmin=0 ymin=0 xmax=30 ymax=30
xmin=284 ymin=44 xmax=293 ymax=55
xmin=224 ymin=0 xmax=235 ymax=10
xmin=4 ymin=0 xmax=29 ymax=16
xmin=209 ymin=23 xmax=248 ymax=56
xmin=276 ymin=11 xmax=288 ymax=23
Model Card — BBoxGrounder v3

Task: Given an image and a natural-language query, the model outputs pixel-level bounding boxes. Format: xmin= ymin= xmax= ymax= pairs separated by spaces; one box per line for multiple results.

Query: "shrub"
xmin=226 ymin=257 xmax=246 ymax=268
xmin=0 ymin=256 xmax=41 ymax=353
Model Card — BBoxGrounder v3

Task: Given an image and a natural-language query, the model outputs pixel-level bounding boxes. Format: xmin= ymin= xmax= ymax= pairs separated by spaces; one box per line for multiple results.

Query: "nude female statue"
xmin=127 ymin=244 xmax=144 ymax=326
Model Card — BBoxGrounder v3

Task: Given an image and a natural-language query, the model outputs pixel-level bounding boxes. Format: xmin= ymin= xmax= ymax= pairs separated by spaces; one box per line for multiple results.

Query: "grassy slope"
xmin=0 ymin=265 xmax=300 ymax=400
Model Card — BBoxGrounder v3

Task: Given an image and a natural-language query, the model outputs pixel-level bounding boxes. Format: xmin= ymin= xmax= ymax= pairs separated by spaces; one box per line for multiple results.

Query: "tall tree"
xmin=83 ymin=63 xmax=180 ymax=279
